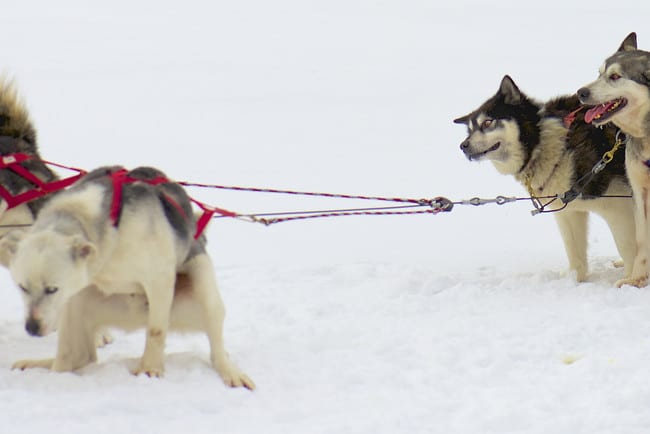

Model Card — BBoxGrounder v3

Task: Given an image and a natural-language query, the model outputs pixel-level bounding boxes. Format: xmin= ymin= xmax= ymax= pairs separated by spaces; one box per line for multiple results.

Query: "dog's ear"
xmin=499 ymin=75 xmax=522 ymax=105
xmin=70 ymin=237 xmax=95 ymax=262
xmin=0 ymin=229 xmax=27 ymax=267
xmin=453 ymin=113 xmax=471 ymax=124
xmin=618 ymin=32 xmax=637 ymax=52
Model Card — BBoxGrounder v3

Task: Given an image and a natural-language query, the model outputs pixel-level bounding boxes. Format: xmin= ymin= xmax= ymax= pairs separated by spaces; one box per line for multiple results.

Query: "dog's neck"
xmin=626 ymin=135 xmax=650 ymax=164
xmin=35 ymin=210 xmax=92 ymax=242
xmin=515 ymin=117 xmax=568 ymax=195
xmin=613 ymin=107 xmax=650 ymax=140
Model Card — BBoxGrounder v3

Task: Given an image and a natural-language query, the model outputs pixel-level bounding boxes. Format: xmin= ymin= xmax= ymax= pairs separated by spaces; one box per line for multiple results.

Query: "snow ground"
xmin=2 ymin=1 xmax=650 ymax=433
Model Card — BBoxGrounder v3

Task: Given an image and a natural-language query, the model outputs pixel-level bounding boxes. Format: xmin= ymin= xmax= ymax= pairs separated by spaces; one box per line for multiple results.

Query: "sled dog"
xmin=0 ymin=78 xmax=115 ymax=347
xmin=455 ymin=75 xmax=635 ymax=281
xmin=0 ymin=77 xmax=56 ymax=260
xmin=4 ymin=166 xmax=254 ymax=389
xmin=578 ymin=32 xmax=650 ymax=287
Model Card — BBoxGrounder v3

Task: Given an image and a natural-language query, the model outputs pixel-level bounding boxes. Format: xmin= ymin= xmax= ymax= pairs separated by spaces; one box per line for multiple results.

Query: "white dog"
xmin=4 ymin=166 xmax=254 ymax=389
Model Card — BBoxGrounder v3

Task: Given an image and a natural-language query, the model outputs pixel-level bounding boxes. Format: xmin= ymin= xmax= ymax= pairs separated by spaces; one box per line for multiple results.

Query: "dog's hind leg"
xmin=131 ymin=272 xmax=175 ymax=378
xmin=554 ymin=211 xmax=589 ymax=281
xmin=185 ymin=254 xmax=255 ymax=390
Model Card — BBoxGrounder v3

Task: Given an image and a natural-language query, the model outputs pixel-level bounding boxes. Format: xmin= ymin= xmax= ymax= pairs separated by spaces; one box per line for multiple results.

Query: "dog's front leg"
xmin=617 ymin=183 xmax=650 ymax=287
xmin=554 ymin=211 xmax=589 ymax=282
xmin=596 ymin=197 xmax=637 ymax=278
xmin=131 ymin=275 xmax=174 ymax=378
xmin=12 ymin=358 xmax=54 ymax=371
xmin=13 ymin=291 xmax=98 ymax=372
xmin=52 ymin=290 xmax=98 ymax=372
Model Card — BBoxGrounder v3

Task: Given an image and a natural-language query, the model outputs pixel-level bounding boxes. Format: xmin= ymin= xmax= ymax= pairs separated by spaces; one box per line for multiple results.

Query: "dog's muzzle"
xmin=460 ymin=138 xmax=471 ymax=153
xmin=577 ymin=87 xmax=591 ymax=104
xmin=25 ymin=317 xmax=42 ymax=337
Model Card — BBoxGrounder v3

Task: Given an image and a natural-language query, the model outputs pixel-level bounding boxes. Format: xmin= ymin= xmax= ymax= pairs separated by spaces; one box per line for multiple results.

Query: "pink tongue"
xmin=584 ymin=102 xmax=613 ymax=123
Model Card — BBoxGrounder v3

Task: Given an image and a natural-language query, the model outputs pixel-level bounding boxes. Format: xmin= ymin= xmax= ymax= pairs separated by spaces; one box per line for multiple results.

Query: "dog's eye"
xmin=44 ymin=287 xmax=58 ymax=295
xmin=609 ymin=73 xmax=621 ymax=81
xmin=481 ymin=119 xmax=493 ymax=129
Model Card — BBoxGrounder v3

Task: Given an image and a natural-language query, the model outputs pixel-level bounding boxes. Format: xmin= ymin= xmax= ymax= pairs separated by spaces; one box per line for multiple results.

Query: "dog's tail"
xmin=0 ymin=76 xmax=37 ymax=150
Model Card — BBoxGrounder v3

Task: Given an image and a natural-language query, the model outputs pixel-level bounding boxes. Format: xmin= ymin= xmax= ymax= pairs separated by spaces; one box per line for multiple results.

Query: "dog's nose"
xmin=577 ymin=87 xmax=591 ymax=101
xmin=25 ymin=317 xmax=40 ymax=336
xmin=460 ymin=139 xmax=471 ymax=152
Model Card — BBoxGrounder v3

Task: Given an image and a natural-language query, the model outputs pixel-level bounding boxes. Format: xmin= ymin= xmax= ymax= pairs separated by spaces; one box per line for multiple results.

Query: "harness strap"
xmin=190 ymin=198 xmax=237 ymax=239
xmin=109 ymin=168 xmax=218 ymax=240
xmin=109 ymin=168 xmax=173 ymax=224
xmin=0 ymin=153 xmax=86 ymax=210
xmin=563 ymin=106 xmax=584 ymax=128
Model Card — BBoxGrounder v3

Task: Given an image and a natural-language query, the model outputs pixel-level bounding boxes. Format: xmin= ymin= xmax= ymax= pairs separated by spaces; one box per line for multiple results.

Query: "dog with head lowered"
xmin=0 ymin=78 xmax=115 ymax=347
xmin=455 ymin=76 xmax=635 ymax=281
xmin=578 ymin=32 xmax=650 ymax=288
xmin=3 ymin=165 xmax=254 ymax=389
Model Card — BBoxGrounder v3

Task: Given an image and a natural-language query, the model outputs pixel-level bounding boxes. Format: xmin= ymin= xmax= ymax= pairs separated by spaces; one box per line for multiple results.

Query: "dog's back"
xmin=63 ymin=165 xmax=206 ymax=264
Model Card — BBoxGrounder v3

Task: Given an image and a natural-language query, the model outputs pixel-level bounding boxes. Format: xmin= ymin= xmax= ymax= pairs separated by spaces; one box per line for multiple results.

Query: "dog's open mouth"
xmin=468 ymin=142 xmax=501 ymax=160
xmin=584 ymin=98 xmax=627 ymax=124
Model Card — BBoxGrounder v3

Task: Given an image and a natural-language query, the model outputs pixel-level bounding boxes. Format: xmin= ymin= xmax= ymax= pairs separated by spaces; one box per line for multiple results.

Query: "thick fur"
xmin=578 ymin=32 xmax=650 ymax=287
xmin=4 ymin=166 xmax=254 ymax=389
xmin=0 ymin=78 xmax=56 ymax=255
xmin=0 ymin=78 xmax=114 ymax=348
xmin=455 ymin=76 xmax=635 ymax=282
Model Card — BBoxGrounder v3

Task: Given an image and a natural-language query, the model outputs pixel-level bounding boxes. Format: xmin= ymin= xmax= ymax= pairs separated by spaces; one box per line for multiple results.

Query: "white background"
xmin=1 ymin=1 xmax=650 ymax=433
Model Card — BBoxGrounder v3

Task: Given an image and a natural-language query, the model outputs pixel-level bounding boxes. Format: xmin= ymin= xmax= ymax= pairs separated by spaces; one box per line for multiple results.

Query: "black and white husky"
xmin=0 ymin=78 xmax=56 ymax=249
xmin=3 ymin=166 xmax=254 ymax=389
xmin=578 ymin=32 xmax=650 ymax=288
xmin=454 ymin=76 xmax=635 ymax=281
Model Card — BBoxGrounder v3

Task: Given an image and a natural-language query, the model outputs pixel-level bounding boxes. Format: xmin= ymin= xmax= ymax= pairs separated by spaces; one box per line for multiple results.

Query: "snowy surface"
xmin=2 ymin=1 xmax=650 ymax=433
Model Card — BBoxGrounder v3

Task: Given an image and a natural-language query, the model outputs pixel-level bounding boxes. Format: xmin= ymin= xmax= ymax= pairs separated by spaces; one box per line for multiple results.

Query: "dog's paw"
xmin=12 ymin=358 xmax=54 ymax=371
xmin=131 ymin=363 xmax=164 ymax=378
xmin=214 ymin=362 xmax=256 ymax=390
xmin=222 ymin=369 xmax=256 ymax=390
xmin=95 ymin=331 xmax=114 ymax=348
xmin=616 ymin=275 xmax=648 ymax=288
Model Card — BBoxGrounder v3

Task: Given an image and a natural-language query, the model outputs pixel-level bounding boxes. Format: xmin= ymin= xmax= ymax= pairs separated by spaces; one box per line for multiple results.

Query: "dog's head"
xmin=454 ymin=75 xmax=540 ymax=175
xmin=577 ymin=32 xmax=650 ymax=137
xmin=7 ymin=229 xmax=95 ymax=337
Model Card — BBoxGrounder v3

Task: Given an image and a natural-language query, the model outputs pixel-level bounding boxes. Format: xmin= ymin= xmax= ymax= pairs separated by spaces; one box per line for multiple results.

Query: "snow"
xmin=1 ymin=1 xmax=650 ymax=433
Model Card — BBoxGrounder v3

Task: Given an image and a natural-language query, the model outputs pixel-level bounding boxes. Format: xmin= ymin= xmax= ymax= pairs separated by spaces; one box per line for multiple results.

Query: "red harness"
xmin=108 ymin=168 xmax=233 ymax=240
xmin=0 ymin=153 xmax=86 ymax=210
xmin=0 ymin=155 xmax=235 ymax=239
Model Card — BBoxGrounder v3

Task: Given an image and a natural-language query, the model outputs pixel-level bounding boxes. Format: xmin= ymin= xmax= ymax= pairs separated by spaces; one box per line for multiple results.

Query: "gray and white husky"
xmin=578 ymin=32 xmax=650 ymax=288
xmin=455 ymin=75 xmax=635 ymax=281
xmin=2 ymin=166 xmax=254 ymax=389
